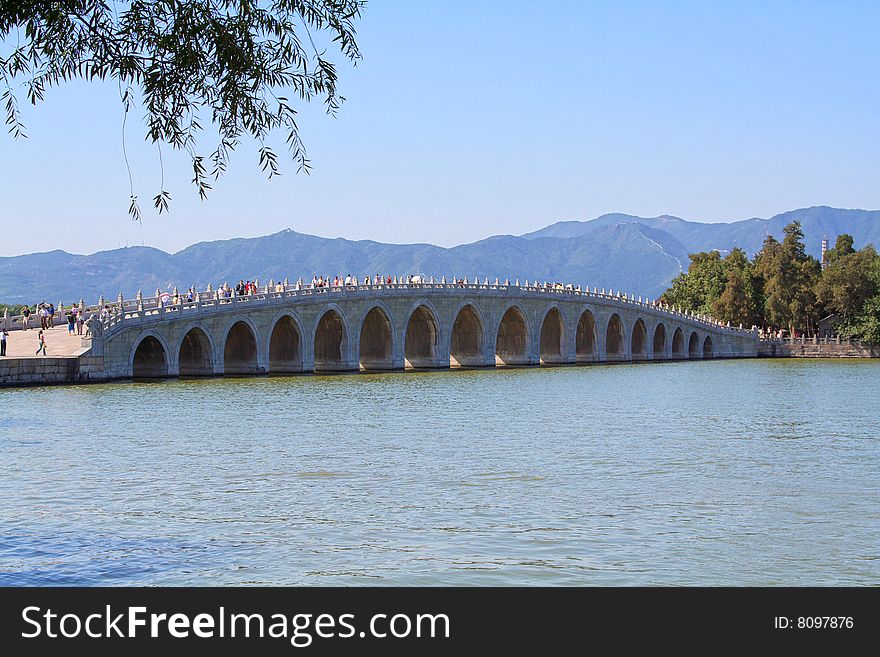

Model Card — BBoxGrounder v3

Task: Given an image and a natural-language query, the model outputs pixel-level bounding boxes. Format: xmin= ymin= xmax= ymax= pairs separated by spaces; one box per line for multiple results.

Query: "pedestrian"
xmin=36 ymin=329 xmax=47 ymax=356
xmin=22 ymin=305 xmax=31 ymax=330
xmin=76 ymin=311 xmax=84 ymax=336
xmin=67 ymin=311 xmax=76 ymax=335
xmin=0 ymin=327 xmax=8 ymax=356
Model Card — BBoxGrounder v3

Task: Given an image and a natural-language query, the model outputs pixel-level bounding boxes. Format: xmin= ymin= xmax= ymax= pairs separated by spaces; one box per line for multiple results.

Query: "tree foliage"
xmin=816 ymin=240 xmax=877 ymax=320
xmin=827 ymin=234 xmax=855 ymax=262
xmin=816 ymin=234 xmax=880 ymax=342
xmin=712 ymin=247 xmax=761 ymax=328
xmin=660 ymin=250 xmax=726 ymax=315
xmin=0 ymin=302 xmax=31 ymax=315
xmin=660 ymin=222 xmax=880 ymax=342
xmin=754 ymin=222 xmax=821 ymax=334
xmin=0 ymin=0 xmax=364 ymax=219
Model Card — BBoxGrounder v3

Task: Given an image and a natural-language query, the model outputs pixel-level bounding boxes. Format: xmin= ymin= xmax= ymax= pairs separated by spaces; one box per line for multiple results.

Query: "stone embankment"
xmin=758 ymin=338 xmax=879 ymax=358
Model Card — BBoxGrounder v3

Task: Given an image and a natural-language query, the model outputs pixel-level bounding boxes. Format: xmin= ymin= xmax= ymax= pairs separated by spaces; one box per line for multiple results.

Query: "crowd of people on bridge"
xmin=20 ymin=302 xmax=87 ymax=335
xmin=25 ymin=302 xmax=56 ymax=330
xmin=12 ymin=301 xmax=69 ymax=331
xmin=125 ymin=275 xmax=597 ymax=306
xmin=0 ymin=299 xmax=96 ymax=359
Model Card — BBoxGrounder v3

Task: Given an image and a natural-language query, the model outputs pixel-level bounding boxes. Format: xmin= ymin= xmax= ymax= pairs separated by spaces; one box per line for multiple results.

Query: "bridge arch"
xmin=450 ymin=302 xmax=486 ymax=368
xmin=575 ymin=308 xmax=598 ymax=363
xmin=178 ymin=324 xmax=215 ymax=376
xmin=631 ymin=317 xmax=648 ymax=361
xmin=268 ymin=312 xmax=304 ymax=373
xmin=404 ymin=301 xmax=441 ymax=369
xmin=652 ymin=323 xmax=667 ymax=359
xmin=703 ymin=335 xmax=714 ymax=359
xmin=688 ymin=330 xmax=701 ymax=359
xmin=223 ymin=318 xmax=260 ymax=374
xmin=358 ymin=303 xmax=395 ymax=371
xmin=672 ymin=327 xmax=685 ymax=358
xmin=605 ymin=313 xmax=626 ymax=360
xmin=314 ymin=305 xmax=351 ymax=372
xmin=131 ymin=331 xmax=170 ymax=379
xmin=495 ymin=303 xmax=531 ymax=366
xmin=539 ymin=304 xmax=566 ymax=365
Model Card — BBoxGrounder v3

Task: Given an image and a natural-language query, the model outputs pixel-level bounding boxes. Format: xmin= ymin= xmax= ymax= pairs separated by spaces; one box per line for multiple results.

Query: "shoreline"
xmin=2 ymin=352 xmax=878 ymax=390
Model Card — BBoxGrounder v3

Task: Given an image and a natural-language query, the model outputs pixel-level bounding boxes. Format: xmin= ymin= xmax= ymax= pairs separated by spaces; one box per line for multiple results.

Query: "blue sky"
xmin=1 ymin=0 xmax=878 ymax=256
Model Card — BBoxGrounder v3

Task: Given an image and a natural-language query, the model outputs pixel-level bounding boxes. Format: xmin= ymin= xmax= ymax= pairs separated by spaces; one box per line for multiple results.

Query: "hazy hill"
xmin=525 ymin=206 xmax=880 ymax=257
xmin=0 ymin=206 xmax=876 ymax=305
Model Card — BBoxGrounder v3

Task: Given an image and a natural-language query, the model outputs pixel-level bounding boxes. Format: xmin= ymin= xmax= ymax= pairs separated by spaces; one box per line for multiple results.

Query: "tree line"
xmin=0 ymin=303 xmax=30 ymax=316
xmin=659 ymin=221 xmax=880 ymax=343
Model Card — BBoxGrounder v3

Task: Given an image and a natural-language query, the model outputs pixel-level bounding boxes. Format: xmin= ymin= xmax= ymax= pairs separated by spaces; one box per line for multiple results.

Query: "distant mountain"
xmin=525 ymin=206 xmax=880 ymax=257
xmin=0 ymin=206 xmax=877 ymax=305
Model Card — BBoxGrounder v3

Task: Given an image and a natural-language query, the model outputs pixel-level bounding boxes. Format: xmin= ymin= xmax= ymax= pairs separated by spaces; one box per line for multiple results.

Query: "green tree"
xmin=660 ymin=250 xmax=726 ymax=314
xmin=1 ymin=0 xmax=364 ymax=218
xmin=841 ymin=253 xmax=880 ymax=343
xmin=816 ymin=237 xmax=880 ymax=342
xmin=712 ymin=247 xmax=761 ymax=327
xmin=0 ymin=303 xmax=30 ymax=315
xmin=849 ymin=293 xmax=880 ymax=344
xmin=754 ymin=222 xmax=820 ymax=335
xmin=816 ymin=242 xmax=878 ymax=320
xmin=828 ymin=233 xmax=856 ymax=261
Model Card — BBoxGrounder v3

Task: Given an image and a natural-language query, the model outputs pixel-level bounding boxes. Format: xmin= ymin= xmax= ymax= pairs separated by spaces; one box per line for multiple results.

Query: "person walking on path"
xmin=0 ymin=328 xmax=8 ymax=356
xmin=35 ymin=329 xmax=47 ymax=356
xmin=22 ymin=306 xmax=31 ymax=330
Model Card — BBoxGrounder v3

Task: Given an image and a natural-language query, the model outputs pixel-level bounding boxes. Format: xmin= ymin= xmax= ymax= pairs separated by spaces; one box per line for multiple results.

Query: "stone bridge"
xmin=83 ymin=281 xmax=758 ymax=380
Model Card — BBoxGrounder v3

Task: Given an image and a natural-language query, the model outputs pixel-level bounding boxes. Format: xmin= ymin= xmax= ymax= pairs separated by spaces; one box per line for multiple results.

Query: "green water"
xmin=1 ymin=359 xmax=877 ymax=585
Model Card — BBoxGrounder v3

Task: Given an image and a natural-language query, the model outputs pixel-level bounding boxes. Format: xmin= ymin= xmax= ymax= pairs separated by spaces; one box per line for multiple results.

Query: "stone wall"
xmin=0 ymin=347 xmax=107 ymax=388
xmin=1 ymin=357 xmax=82 ymax=387
xmin=759 ymin=340 xmax=880 ymax=358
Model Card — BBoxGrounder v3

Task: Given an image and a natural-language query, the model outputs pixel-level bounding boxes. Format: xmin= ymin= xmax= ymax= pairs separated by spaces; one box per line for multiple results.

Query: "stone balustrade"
xmin=86 ymin=279 xmax=753 ymax=340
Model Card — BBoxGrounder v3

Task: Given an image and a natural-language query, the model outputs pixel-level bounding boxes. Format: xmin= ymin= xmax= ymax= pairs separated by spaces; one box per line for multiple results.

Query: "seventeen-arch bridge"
xmin=83 ymin=280 xmax=758 ymax=380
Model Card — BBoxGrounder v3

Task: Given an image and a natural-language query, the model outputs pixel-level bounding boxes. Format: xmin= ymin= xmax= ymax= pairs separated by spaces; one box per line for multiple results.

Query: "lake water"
xmin=0 ymin=359 xmax=877 ymax=586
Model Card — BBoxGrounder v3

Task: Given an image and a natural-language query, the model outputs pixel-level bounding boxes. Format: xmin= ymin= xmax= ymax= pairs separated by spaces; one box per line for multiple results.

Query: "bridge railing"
xmin=77 ymin=279 xmax=755 ymax=341
xmin=759 ymin=336 xmax=857 ymax=346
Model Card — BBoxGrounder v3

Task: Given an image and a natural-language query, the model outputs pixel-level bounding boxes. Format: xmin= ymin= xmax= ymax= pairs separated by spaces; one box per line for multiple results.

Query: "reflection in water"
xmin=1 ymin=359 xmax=878 ymax=585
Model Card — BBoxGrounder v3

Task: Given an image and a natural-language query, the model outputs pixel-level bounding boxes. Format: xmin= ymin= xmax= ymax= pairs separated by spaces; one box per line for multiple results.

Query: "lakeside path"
xmin=2 ymin=326 xmax=88 ymax=358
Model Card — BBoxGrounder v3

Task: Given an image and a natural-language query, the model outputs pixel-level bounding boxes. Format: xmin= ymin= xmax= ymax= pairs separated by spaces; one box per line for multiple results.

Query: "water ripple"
xmin=0 ymin=359 xmax=878 ymax=585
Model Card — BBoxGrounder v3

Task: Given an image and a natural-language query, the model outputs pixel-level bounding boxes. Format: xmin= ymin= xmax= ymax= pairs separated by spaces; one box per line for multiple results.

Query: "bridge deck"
xmin=1 ymin=326 xmax=88 ymax=358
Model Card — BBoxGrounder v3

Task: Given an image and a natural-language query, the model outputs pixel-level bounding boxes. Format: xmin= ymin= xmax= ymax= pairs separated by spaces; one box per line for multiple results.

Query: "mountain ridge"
xmin=1 ymin=206 xmax=877 ymax=305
